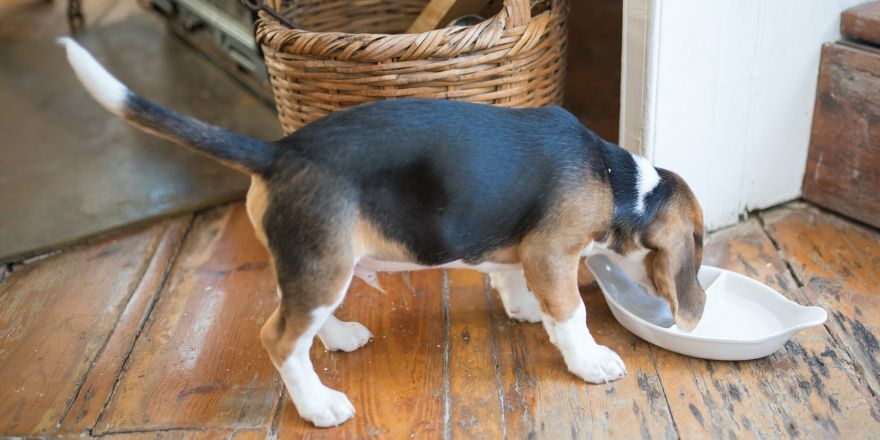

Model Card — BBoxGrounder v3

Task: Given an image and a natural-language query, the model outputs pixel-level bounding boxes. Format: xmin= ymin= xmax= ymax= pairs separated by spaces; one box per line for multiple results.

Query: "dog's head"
xmin=592 ymin=170 xmax=706 ymax=331
xmin=643 ymin=172 xmax=705 ymax=331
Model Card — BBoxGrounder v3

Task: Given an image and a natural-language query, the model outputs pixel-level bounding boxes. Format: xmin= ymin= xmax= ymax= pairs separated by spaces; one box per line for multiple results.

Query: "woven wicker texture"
xmin=256 ymin=0 xmax=569 ymax=134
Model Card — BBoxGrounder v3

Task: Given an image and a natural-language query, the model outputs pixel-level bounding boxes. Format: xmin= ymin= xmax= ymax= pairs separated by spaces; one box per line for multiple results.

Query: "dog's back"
xmin=272 ymin=99 xmax=606 ymax=264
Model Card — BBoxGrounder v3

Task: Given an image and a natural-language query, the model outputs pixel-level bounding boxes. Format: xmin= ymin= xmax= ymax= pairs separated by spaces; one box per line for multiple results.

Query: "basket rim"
xmin=254 ymin=0 xmax=564 ymax=62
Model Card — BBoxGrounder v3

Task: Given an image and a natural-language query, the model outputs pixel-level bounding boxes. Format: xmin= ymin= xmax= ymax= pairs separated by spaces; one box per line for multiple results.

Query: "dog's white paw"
xmin=490 ymin=272 xmax=543 ymax=323
xmin=567 ymin=345 xmax=627 ymax=384
xmin=318 ymin=319 xmax=373 ymax=352
xmin=504 ymin=305 xmax=543 ymax=323
xmin=295 ymin=387 xmax=356 ymax=428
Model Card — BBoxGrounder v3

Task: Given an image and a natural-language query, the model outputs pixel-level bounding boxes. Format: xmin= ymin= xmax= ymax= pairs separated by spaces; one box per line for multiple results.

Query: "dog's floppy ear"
xmin=649 ymin=231 xmax=705 ymax=331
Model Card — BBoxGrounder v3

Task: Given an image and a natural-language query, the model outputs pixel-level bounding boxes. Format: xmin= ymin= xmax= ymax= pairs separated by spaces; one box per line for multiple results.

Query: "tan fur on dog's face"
xmin=643 ymin=176 xmax=705 ymax=331
xmin=593 ymin=172 xmax=706 ymax=331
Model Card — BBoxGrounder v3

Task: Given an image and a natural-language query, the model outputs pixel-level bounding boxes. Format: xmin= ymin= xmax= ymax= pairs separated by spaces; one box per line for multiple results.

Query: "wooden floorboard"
xmin=654 ymin=217 xmax=880 ymax=438
xmin=447 ymin=270 xmax=505 ymax=439
xmin=579 ymin=286 xmax=677 ymax=439
xmin=1 ymin=201 xmax=879 ymax=438
xmin=488 ymin=278 xmax=676 ymax=439
xmin=0 ymin=220 xmax=181 ymax=435
xmin=94 ymin=205 xmax=280 ymax=434
xmin=94 ymin=428 xmax=268 ymax=439
xmin=61 ymin=217 xmax=191 ymax=432
xmin=277 ymin=271 xmax=447 ymax=439
xmin=761 ymin=203 xmax=880 ymax=411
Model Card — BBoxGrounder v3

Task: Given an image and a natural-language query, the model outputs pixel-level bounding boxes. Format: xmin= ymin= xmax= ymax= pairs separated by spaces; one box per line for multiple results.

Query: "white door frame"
xmin=619 ymin=0 xmax=862 ymax=230
xmin=619 ymin=0 xmax=660 ymax=159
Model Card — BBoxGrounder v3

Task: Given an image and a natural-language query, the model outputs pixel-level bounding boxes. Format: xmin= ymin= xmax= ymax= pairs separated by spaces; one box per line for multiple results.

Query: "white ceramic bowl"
xmin=586 ymin=255 xmax=827 ymax=361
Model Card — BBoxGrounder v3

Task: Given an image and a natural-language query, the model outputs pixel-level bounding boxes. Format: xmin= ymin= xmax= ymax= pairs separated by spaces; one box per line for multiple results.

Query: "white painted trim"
xmin=619 ymin=0 xmax=864 ymax=230
xmin=619 ymin=0 xmax=660 ymax=157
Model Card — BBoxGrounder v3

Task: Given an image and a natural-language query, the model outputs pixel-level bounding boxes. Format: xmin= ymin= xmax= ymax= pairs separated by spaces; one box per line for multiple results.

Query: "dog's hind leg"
xmin=260 ymin=256 xmax=357 ymax=427
xmin=256 ymin=169 xmax=364 ymax=427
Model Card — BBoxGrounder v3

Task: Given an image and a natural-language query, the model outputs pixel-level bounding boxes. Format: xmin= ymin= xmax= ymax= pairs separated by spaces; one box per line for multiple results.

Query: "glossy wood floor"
xmin=1 ymin=201 xmax=878 ymax=439
xmin=3 ymin=1 xmax=878 ymax=439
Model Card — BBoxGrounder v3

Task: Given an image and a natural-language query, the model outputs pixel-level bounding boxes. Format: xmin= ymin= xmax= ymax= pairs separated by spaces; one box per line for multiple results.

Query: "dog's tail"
xmin=58 ymin=37 xmax=275 ymax=174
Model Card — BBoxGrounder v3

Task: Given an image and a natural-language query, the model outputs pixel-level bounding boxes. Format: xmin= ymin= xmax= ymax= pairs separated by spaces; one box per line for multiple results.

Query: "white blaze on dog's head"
xmin=57 ymin=37 xmax=128 ymax=116
xmin=631 ymin=153 xmax=660 ymax=215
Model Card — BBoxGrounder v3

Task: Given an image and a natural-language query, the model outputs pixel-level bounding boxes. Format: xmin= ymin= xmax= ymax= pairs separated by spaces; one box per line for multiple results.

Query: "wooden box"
xmin=802 ymin=42 xmax=880 ymax=228
xmin=842 ymin=2 xmax=880 ymax=45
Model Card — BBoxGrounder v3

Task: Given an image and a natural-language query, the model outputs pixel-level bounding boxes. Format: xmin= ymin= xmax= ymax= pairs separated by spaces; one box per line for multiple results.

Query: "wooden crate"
xmin=802 ymin=42 xmax=880 ymax=228
xmin=842 ymin=1 xmax=880 ymax=45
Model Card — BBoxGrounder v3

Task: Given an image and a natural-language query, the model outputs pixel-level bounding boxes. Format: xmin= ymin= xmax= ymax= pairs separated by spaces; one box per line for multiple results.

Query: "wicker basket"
xmin=255 ymin=0 xmax=569 ymax=134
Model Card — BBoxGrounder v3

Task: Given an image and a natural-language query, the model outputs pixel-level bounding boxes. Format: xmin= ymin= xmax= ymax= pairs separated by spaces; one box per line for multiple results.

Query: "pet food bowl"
xmin=586 ymin=254 xmax=827 ymax=360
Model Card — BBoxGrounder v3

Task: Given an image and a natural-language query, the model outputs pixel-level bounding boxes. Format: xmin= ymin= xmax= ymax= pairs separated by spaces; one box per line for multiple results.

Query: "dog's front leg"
xmin=520 ymin=245 xmax=626 ymax=384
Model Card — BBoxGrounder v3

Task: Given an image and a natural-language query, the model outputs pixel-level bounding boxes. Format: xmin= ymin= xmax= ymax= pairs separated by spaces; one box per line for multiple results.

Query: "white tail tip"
xmin=58 ymin=37 xmax=128 ymax=115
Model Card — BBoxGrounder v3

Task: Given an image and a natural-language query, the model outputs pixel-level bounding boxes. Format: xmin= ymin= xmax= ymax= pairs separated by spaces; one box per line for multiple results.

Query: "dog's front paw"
xmin=295 ymin=388 xmax=356 ymax=428
xmin=567 ymin=345 xmax=626 ymax=384
xmin=319 ymin=320 xmax=373 ymax=352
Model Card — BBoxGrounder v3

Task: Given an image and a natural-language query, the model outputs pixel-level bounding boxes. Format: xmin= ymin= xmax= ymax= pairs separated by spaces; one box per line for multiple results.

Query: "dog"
xmin=60 ymin=37 xmax=706 ymax=428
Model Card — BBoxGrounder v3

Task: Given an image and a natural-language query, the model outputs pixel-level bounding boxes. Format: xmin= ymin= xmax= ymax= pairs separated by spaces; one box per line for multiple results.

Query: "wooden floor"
xmin=3 ymin=1 xmax=878 ymax=439
xmin=0 ymin=201 xmax=878 ymax=439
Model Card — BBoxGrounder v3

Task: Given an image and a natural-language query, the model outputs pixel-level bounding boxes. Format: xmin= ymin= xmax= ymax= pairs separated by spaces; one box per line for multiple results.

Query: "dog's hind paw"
xmin=318 ymin=317 xmax=373 ymax=352
xmin=567 ymin=344 xmax=627 ymax=384
xmin=296 ymin=387 xmax=355 ymax=428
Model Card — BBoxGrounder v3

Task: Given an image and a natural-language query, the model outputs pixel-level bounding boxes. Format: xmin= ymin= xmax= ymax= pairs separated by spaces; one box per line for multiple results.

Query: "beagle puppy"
xmin=61 ymin=38 xmax=706 ymax=428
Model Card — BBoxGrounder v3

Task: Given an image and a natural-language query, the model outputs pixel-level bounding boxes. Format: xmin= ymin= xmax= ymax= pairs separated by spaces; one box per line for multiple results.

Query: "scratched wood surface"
xmin=1 ymin=200 xmax=879 ymax=439
xmin=446 ymin=270 xmax=504 ymax=439
xmin=60 ymin=217 xmax=191 ymax=432
xmin=653 ymin=218 xmax=880 ymax=439
xmin=94 ymin=205 xmax=280 ymax=434
xmin=277 ymin=270 xmax=447 ymax=439
xmin=762 ymin=203 xmax=880 ymax=410
xmin=802 ymin=42 xmax=880 ymax=229
xmin=842 ymin=2 xmax=880 ymax=45
xmin=0 ymin=220 xmax=183 ymax=435
xmin=489 ymin=282 xmax=678 ymax=439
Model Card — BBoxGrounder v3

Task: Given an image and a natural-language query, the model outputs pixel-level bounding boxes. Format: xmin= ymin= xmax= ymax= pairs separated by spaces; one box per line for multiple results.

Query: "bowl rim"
xmin=596 ymin=264 xmax=828 ymax=345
